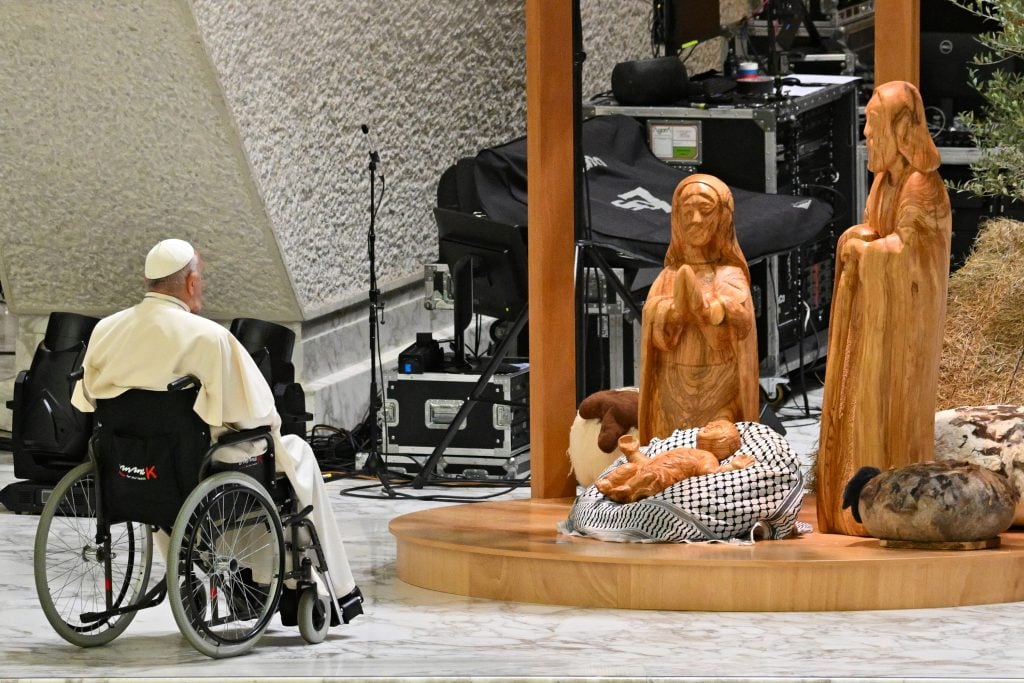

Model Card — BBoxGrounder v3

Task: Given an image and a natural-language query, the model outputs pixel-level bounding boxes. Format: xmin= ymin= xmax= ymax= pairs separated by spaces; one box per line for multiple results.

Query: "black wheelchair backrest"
xmin=93 ymin=386 xmax=210 ymax=528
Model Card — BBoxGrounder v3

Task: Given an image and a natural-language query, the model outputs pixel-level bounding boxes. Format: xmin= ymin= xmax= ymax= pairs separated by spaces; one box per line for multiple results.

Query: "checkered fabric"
xmin=560 ymin=422 xmax=805 ymax=543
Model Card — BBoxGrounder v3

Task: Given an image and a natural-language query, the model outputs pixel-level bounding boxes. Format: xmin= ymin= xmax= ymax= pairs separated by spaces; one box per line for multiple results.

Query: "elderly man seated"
xmin=71 ymin=238 xmax=362 ymax=625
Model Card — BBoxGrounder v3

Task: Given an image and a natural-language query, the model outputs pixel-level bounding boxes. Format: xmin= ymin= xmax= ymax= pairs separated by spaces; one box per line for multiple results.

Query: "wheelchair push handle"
xmin=167 ymin=375 xmax=200 ymax=392
xmin=66 ymin=371 xmax=200 ymax=391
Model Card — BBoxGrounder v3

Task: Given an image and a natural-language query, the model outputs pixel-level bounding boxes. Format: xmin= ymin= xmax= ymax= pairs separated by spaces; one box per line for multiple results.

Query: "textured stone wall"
xmin=0 ymin=0 xmax=750 ymax=429
xmin=0 ymin=1 xmax=300 ymax=321
xmin=190 ymin=1 xmax=527 ymax=318
xmin=189 ymin=0 xmax=743 ymax=316
xmin=0 ymin=0 xmax=746 ymax=321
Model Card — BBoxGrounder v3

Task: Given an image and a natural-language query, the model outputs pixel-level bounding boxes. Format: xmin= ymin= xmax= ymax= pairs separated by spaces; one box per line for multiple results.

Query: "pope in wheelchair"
xmin=33 ymin=239 xmax=363 ymax=658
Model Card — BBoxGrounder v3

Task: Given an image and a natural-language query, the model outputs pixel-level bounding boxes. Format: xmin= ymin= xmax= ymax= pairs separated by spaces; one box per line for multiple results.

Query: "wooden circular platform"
xmin=390 ymin=495 xmax=1024 ymax=611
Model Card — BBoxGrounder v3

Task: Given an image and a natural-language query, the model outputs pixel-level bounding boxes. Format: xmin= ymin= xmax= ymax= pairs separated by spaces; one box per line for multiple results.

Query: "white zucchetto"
xmin=144 ymin=239 xmax=195 ymax=279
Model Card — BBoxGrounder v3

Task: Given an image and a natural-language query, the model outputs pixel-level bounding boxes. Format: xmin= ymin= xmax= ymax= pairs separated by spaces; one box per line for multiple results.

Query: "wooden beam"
xmin=874 ymin=0 xmax=920 ymax=87
xmin=525 ymin=0 xmax=577 ymax=499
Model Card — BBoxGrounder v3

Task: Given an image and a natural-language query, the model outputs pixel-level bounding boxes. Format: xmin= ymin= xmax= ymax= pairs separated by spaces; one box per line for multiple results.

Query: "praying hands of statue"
xmin=595 ymin=431 xmax=756 ymax=504
xmin=647 ymin=295 xmax=684 ymax=351
xmin=673 ymin=264 xmax=725 ymax=325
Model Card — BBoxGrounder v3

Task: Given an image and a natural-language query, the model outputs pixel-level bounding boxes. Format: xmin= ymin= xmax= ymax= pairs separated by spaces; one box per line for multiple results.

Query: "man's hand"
xmin=842 ymin=236 xmax=869 ymax=265
xmin=840 ymin=224 xmax=879 ymax=267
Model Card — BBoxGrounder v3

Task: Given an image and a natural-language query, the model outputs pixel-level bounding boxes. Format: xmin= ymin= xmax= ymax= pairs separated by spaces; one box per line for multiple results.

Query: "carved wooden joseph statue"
xmin=816 ymin=80 xmax=953 ymax=536
xmin=638 ymin=174 xmax=759 ymax=443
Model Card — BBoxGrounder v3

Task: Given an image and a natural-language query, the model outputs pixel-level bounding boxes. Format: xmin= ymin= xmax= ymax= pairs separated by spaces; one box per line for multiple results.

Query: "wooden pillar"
xmin=874 ymin=0 xmax=920 ymax=87
xmin=525 ymin=0 xmax=577 ymax=499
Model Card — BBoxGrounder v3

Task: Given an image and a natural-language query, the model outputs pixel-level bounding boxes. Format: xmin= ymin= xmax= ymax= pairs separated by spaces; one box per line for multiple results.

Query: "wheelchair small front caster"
xmin=297 ymin=587 xmax=330 ymax=644
xmin=760 ymin=383 xmax=788 ymax=410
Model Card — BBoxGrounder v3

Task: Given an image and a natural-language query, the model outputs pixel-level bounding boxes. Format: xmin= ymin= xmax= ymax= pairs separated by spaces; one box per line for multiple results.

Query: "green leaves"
xmin=947 ymin=0 xmax=1024 ymax=202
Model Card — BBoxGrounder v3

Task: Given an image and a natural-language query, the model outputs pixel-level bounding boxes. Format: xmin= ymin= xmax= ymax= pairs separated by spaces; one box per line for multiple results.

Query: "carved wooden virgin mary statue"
xmin=638 ymin=174 xmax=759 ymax=443
xmin=816 ymin=81 xmax=953 ymax=536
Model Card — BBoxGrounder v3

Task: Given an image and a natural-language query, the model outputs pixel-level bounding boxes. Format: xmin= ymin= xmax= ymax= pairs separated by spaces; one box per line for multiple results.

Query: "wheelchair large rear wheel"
xmin=167 ymin=472 xmax=284 ymax=658
xmin=34 ymin=462 xmax=153 ymax=647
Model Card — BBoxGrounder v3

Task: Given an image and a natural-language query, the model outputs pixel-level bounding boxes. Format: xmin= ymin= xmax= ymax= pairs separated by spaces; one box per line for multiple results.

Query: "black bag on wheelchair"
xmin=94 ymin=387 xmax=210 ymax=527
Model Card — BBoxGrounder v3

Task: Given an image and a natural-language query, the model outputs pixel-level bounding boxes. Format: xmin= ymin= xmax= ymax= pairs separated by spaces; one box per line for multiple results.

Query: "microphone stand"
xmin=766 ymin=0 xmax=786 ymax=101
xmin=363 ymin=131 xmax=386 ymax=479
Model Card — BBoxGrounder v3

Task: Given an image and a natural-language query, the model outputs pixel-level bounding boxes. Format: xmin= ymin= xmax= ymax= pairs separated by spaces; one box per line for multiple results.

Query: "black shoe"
xmin=278 ymin=585 xmax=299 ymax=627
xmin=280 ymin=584 xmax=361 ymax=627
xmin=330 ymin=585 xmax=364 ymax=626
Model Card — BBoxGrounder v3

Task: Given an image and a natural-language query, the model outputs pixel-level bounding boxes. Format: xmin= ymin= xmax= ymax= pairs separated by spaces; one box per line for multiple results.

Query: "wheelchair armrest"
xmin=167 ymin=375 xmax=200 ymax=392
xmin=201 ymin=426 xmax=275 ymax=483
xmin=216 ymin=425 xmax=272 ymax=446
xmin=280 ymin=411 xmax=314 ymax=423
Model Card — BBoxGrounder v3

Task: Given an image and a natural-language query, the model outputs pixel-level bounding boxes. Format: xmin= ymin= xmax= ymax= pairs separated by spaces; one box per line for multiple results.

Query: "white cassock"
xmin=71 ymin=292 xmax=355 ymax=596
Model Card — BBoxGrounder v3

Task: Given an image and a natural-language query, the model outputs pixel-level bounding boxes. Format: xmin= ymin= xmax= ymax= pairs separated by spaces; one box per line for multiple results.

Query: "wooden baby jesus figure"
xmin=816 ymin=80 xmax=952 ymax=536
xmin=596 ymin=420 xmax=755 ymax=504
xmin=638 ymin=174 xmax=759 ymax=444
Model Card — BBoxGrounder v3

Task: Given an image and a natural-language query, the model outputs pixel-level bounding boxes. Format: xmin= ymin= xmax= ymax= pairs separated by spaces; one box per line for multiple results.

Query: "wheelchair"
xmin=33 ymin=376 xmax=358 ymax=658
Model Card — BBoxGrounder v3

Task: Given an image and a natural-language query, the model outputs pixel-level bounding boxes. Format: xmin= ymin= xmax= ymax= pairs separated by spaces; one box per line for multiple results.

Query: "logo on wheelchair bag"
xmin=118 ymin=464 xmax=158 ymax=481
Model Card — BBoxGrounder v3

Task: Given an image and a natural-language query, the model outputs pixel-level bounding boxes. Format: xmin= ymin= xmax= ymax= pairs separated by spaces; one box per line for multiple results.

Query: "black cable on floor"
xmin=338 ymin=477 xmax=528 ymax=503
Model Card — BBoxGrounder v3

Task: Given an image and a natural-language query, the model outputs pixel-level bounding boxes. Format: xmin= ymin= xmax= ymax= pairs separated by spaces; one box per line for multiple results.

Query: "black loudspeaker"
xmin=611 ymin=57 xmax=688 ymax=106
xmin=9 ymin=311 xmax=100 ymax=483
xmin=229 ymin=318 xmax=312 ymax=438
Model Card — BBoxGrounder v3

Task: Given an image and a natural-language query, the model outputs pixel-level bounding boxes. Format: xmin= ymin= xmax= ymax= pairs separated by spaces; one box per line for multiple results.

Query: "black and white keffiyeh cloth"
xmin=559 ymin=422 xmax=805 ymax=543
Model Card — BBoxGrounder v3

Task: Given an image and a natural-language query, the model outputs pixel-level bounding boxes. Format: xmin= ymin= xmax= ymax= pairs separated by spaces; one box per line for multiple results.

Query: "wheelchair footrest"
xmin=80 ymin=576 xmax=167 ymax=623
xmin=337 ymin=585 xmax=364 ymax=625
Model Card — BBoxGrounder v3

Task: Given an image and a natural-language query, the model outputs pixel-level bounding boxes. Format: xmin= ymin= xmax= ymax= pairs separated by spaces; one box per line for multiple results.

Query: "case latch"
xmin=425 ymin=399 xmax=467 ymax=430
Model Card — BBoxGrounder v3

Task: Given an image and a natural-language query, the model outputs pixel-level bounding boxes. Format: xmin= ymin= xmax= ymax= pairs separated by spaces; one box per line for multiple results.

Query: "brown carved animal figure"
xmin=567 ymin=388 xmax=640 ymax=486
xmin=577 ymin=388 xmax=640 ymax=453
xmin=596 ymin=421 xmax=755 ymax=504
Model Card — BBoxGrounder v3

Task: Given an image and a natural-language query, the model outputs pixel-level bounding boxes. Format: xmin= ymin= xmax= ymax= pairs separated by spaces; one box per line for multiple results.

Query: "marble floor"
xmin=2 ymin=384 xmax=1024 ymax=682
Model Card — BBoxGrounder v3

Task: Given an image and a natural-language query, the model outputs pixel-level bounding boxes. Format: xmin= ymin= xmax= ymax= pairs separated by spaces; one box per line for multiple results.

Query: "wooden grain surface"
xmin=814 ymin=82 xmax=951 ymax=536
xmin=391 ymin=495 xmax=1024 ymax=611
xmin=875 ymin=0 xmax=920 ymax=87
xmin=524 ymin=0 xmax=577 ymax=499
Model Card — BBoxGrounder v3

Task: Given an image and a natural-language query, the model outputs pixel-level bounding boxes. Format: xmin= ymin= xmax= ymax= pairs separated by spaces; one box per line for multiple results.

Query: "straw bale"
xmin=938 ymin=217 xmax=1024 ymax=409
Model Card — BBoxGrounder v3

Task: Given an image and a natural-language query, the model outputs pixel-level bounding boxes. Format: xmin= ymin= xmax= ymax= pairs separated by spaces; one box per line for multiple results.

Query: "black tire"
xmin=167 ymin=472 xmax=284 ymax=658
xmin=34 ymin=462 xmax=153 ymax=647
